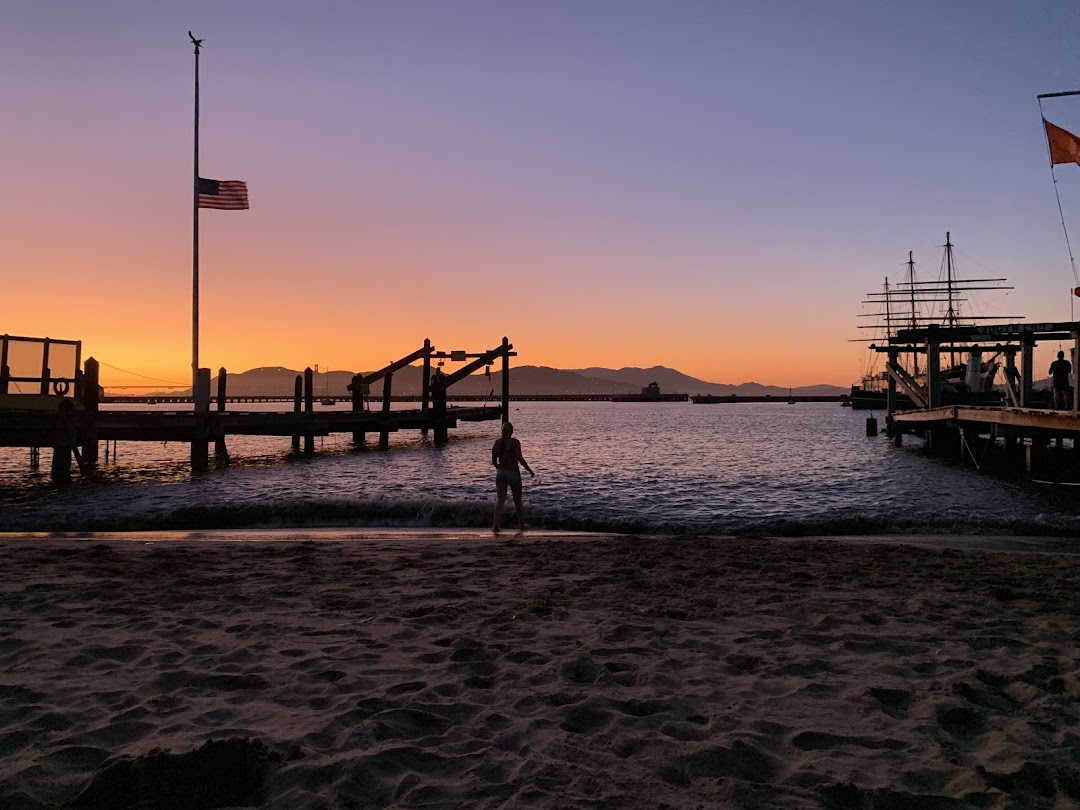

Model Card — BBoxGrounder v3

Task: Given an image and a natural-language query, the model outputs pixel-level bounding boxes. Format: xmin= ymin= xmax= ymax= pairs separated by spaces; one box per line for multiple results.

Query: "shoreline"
xmin=3 ymin=533 xmax=1080 ymax=807
xmin=1 ymin=528 xmax=1079 ymax=555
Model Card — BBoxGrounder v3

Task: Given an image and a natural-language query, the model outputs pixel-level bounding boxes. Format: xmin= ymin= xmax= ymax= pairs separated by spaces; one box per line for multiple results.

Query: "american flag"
xmin=197 ymin=177 xmax=249 ymax=210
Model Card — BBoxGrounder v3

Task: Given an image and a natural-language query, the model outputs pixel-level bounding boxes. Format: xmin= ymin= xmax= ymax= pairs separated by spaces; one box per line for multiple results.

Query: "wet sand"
xmin=2 ymin=531 xmax=1079 ymax=808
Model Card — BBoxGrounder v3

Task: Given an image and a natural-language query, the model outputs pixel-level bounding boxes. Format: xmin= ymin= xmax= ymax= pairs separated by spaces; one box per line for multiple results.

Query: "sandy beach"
xmin=2 ymin=531 xmax=1080 ymax=809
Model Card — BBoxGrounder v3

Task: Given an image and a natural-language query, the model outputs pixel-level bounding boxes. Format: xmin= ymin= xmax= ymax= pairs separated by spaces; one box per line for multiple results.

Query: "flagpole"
xmin=190 ymin=32 xmax=203 ymax=388
xmin=1038 ymin=93 xmax=1080 ymax=301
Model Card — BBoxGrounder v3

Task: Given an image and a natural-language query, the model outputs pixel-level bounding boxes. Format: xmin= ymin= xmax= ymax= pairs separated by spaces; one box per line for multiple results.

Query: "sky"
xmin=6 ymin=1 xmax=1080 ymax=389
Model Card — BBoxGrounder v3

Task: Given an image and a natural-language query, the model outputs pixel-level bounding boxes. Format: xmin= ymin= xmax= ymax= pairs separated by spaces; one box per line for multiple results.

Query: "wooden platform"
xmin=0 ymin=405 xmax=500 ymax=448
xmin=892 ymin=405 xmax=1080 ymax=434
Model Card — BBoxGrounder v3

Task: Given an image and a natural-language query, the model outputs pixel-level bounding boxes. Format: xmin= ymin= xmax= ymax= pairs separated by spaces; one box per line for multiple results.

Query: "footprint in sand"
xmin=935 ymin=704 xmax=987 ymax=738
xmin=559 ymin=702 xmax=612 ymax=735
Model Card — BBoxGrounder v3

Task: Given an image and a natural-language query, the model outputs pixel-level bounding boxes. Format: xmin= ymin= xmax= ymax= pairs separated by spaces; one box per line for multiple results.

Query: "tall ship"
xmin=851 ymin=233 xmax=1016 ymax=411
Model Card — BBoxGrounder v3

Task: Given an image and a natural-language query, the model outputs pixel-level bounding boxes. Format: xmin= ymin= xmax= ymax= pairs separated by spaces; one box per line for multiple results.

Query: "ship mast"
xmin=908 ymin=251 xmax=919 ymax=376
xmin=883 ymin=277 xmax=892 ymax=340
xmin=944 ymin=231 xmax=958 ymax=328
xmin=944 ymin=231 xmax=957 ymax=369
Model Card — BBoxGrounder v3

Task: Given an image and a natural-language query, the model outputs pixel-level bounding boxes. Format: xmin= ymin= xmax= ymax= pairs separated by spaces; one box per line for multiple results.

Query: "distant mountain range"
xmin=144 ymin=365 xmax=848 ymax=398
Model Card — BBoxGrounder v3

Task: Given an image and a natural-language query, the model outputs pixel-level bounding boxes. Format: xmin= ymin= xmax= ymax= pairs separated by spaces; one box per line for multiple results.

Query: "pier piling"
xmin=304 ymin=367 xmax=314 ymax=456
xmin=81 ymin=358 xmax=99 ymax=470
xmin=214 ymin=367 xmax=229 ymax=464
xmin=350 ymin=374 xmax=366 ymax=447
xmin=380 ymin=372 xmax=393 ymax=451
xmin=292 ymin=375 xmax=302 ymax=453
xmin=421 ymin=338 xmax=431 ymax=438
xmin=191 ymin=368 xmax=210 ymax=473
xmin=501 ymin=336 xmax=510 ymax=424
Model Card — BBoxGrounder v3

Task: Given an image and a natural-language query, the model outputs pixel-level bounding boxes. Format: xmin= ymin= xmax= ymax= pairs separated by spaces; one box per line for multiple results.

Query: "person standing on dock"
xmin=492 ymin=421 xmax=534 ymax=536
xmin=1050 ymin=350 xmax=1073 ymax=410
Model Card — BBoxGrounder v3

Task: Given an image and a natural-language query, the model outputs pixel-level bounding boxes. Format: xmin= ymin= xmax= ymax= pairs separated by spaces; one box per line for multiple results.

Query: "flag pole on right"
xmin=1038 ymin=90 xmax=1080 ymax=297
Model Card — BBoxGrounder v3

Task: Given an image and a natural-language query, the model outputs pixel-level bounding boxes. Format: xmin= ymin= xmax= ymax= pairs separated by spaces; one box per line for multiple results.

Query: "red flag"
xmin=1044 ymin=119 xmax=1080 ymax=167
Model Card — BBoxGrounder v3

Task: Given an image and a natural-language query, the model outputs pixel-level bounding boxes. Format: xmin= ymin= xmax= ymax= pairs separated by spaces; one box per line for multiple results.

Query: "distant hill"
xmin=143 ymin=364 xmax=847 ymax=398
xmin=568 ymin=366 xmax=847 ymax=397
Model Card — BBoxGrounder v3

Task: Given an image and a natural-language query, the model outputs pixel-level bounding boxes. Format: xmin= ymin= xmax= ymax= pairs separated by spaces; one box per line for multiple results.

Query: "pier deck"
xmin=0 ymin=405 xmax=500 ymax=447
xmin=893 ymin=405 xmax=1080 ymax=433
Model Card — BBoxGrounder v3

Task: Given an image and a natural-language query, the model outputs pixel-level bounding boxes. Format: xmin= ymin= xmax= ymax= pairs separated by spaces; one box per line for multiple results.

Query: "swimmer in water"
xmin=491 ymin=421 xmax=534 ymax=536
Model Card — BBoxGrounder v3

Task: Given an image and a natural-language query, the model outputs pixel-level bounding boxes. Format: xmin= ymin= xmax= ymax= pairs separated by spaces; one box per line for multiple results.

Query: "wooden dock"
xmin=877 ymin=321 xmax=1080 ymax=479
xmin=1 ymin=335 xmax=516 ymax=483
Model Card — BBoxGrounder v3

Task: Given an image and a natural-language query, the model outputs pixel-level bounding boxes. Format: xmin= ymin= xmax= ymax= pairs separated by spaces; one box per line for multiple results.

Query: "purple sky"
xmin=5 ymin=2 xmax=1080 ymax=386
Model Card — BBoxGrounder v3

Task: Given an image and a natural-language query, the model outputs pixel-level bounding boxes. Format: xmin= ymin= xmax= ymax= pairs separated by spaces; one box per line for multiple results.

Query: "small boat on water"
xmin=319 ymin=364 xmax=335 ymax=406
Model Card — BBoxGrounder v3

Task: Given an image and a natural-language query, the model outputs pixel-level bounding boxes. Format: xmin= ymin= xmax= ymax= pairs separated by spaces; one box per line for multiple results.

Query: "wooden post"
xmin=81 ymin=357 xmax=99 ymax=470
xmin=217 ymin=368 xmax=227 ymax=412
xmin=350 ymin=374 xmax=366 ymax=447
xmin=40 ymin=338 xmax=51 ymax=394
xmin=434 ymin=374 xmax=448 ymax=446
xmin=50 ymin=398 xmax=80 ymax=484
xmin=191 ymin=368 xmax=210 ymax=473
xmin=0 ymin=335 xmax=9 ymax=394
xmin=379 ymin=371 xmax=393 ymax=451
xmin=1024 ymin=437 xmax=1047 ymax=475
xmin=1021 ymin=339 xmax=1034 ymax=408
xmin=501 ymin=336 xmax=510 ymax=424
xmin=304 ymin=366 xmax=315 ymax=455
xmin=886 ymin=349 xmax=897 ymax=434
xmin=292 ymin=375 xmax=302 ymax=453
xmin=926 ymin=328 xmax=940 ymax=409
xmin=214 ymin=367 xmax=229 ymax=463
xmin=421 ymin=338 xmax=431 ymax=437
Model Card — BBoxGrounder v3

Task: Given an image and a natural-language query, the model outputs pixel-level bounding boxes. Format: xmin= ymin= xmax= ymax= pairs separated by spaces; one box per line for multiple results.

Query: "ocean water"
xmin=1 ymin=401 xmax=1078 ymax=536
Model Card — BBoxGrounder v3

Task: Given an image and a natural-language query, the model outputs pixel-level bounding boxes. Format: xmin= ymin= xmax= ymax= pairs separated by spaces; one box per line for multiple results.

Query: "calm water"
xmin=1 ymin=402 xmax=1077 ymax=535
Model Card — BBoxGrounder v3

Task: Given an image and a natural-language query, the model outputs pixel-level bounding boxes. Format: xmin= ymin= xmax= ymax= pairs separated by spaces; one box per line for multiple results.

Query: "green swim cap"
xmin=502 ymin=422 xmax=513 ymax=435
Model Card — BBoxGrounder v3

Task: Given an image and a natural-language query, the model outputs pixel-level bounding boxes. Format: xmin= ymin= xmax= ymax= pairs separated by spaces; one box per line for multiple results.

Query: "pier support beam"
xmin=304 ymin=367 xmax=315 ymax=456
xmin=350 ymin=374 xmax=366 ymax=447
xmin=292 ymin=375 xmax=302 ymax=453
xmin=191 ymin=368 xmax=211 ymax=473
xmin=501 ymin=336 xmax=511 ymax=425
xmin=215 ymin=367 xmax=229 ymax=464
xmin=421 ymin=338 xmax=431 ymax=438
xmin=0 ymin=337 xmax=9 ymax=393
xmin=1024 ymin=437 xmax=1047 ymax=475
xmin=50 ymin=398 xmax=77 ymax=484
xmin=886 ymin=349 xmax=898 ymax=436
xmin=926 ymin=329 xmax=941 ymax=409
xmin=80 ymin=357 xmax=100 ymax=470
xmin=1021 ymin=339 xmax=1034 ymax=408
xmin=40 ymin=339 xmax=51 ymax=395
xmin=433 ymin=376 xmax=448 ymax=446
xmin=379 ymin=371 xmax=393 ymax=451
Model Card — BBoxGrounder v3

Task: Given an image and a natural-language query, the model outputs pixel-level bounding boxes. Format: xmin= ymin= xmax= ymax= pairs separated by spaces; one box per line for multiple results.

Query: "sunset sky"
xmin=6 ymin=2 xmax=1080 ymax=388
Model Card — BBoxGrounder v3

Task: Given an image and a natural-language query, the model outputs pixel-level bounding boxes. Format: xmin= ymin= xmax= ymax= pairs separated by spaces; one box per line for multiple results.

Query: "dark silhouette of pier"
xmin=0 ymin=335 xmax=515 ymax=483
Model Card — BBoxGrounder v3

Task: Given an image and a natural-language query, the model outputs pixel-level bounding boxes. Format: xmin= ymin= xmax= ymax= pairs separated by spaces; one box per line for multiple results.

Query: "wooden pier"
xmin=879 ymin=321 xmax=1080 ymax=478
xmin=0 ymin=335 xmax=516 ymax=483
